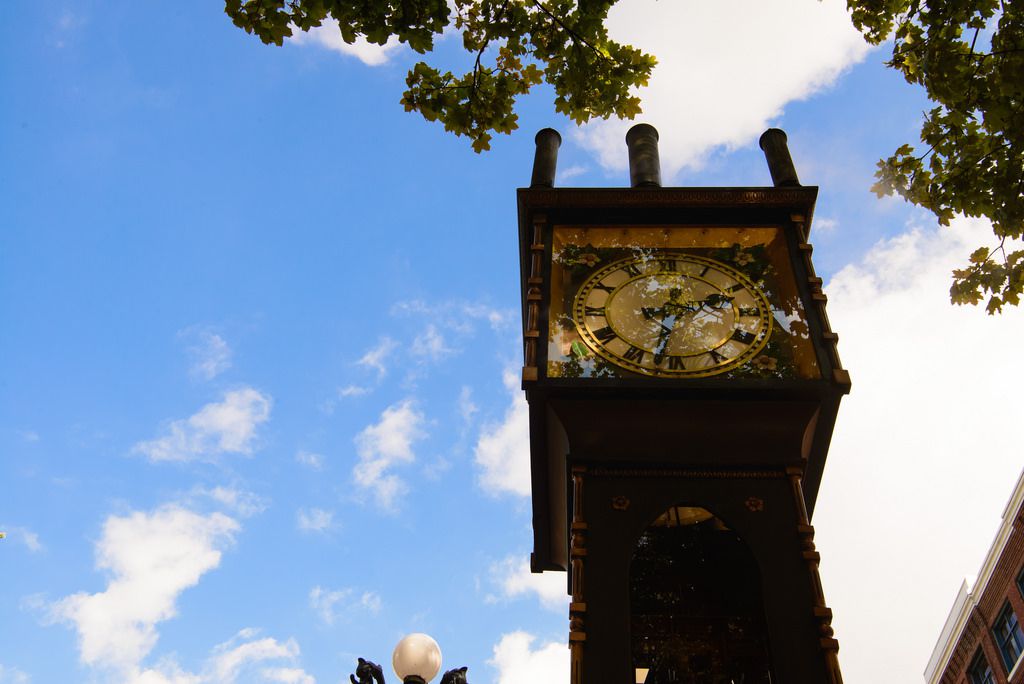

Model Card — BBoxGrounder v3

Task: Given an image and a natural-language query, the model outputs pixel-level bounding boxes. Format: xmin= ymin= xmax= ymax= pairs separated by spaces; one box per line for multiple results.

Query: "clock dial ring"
xmin=572 ymin=253 xmax=773 ymax=377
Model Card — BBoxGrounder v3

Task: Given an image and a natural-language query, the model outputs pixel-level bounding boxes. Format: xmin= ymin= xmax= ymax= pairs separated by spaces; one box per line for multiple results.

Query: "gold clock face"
xmin=572 ymin=253 xmax=773 ymax=377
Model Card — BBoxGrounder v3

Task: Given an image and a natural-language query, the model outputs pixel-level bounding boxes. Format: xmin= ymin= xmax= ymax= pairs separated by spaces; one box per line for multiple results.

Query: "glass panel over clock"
xmin=547 ymin=225 xmax=820 ymax=379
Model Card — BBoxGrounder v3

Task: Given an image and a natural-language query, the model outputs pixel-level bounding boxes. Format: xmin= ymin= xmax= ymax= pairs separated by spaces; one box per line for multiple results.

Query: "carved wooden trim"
xmin=787 ymin=467 xmax=844 ymax=684
xmin=569 ymin=466 xmax=587 ymax=684
xmin=523 ymin=214 xmax=546 ymax=381
xmin=792 ymin=216 xmax=851 ymax=395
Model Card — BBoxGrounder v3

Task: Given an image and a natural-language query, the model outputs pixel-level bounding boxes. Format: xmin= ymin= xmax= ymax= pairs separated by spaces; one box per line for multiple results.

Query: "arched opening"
xmin=630 ymin=506 xmax=773 ymax=684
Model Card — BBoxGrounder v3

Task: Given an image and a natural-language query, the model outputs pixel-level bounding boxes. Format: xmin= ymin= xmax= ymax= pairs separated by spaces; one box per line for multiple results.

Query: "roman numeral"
xmin=593 ymin=326 xmax=617 ymax=342
xmin=623 ymin=263 xmax=642 ymax=277
xmin=699 ymin=265 xmax=711 ymax=277
xmin=708 ymin=349 xmax=726 ymax=364
xmin=593 ymin=282 xmax=615 ymax=293
xmin=668 ymin=355 xmax=685 ymax=370
xmin=738 ymin=307 xmax=759 ymax=317
xmin=658 ymin=259 xmax=677 ymax=272
xmin=726 ymin=283 xmax=745 ymax=293
xmin=584 ymin=306 xmax=605 ymax=317
xmin=623 ymin=346 xmax=646 ymax=363
xmin=731 ymin=329 xmax=756 ymax=345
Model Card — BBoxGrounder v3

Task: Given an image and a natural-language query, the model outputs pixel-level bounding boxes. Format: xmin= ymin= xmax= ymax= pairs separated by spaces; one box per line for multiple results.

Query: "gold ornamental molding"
xmin=589 ymin=467 xmax=786 ymax=480
xmin=519 ymin=186 xmax=819 ymax=211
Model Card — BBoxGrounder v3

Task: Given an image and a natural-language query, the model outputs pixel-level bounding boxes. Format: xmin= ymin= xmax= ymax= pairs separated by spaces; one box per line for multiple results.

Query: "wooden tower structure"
xmin=517 ymin=125 xmax=851 ymax=683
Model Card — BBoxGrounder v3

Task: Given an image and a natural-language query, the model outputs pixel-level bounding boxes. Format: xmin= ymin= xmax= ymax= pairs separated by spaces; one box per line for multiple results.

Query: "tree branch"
xmin=466 ymin=0 xmax=511 ymax=119
xmin=530 ymin=0 xmax=615 ymax=64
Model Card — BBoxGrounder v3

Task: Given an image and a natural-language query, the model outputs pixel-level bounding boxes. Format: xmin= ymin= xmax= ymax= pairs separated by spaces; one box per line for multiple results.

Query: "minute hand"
xmin=695 ymin=293 xmax=734 ymax=312
xmin=652 ymin=316 xmax=677 ymax=361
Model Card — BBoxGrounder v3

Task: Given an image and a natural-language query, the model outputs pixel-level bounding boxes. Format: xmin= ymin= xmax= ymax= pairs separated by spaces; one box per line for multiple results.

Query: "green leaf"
xmin=225 ymin=0 xmax=1021 ymax=315
xmin=854 ymin=0 xmax=1024 ymax=311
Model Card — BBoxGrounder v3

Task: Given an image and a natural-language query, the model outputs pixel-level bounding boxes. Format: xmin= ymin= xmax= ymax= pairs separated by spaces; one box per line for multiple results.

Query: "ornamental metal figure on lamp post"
xmin=350 ymin=658 xmax=385 ymax=684
xmin=351 ymin=634 xmax=469 ymax=684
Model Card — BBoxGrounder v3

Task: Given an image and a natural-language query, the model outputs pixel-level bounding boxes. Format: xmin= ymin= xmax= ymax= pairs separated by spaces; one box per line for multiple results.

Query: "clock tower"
xmin=518 ymin=125 xmax=850 ymax=683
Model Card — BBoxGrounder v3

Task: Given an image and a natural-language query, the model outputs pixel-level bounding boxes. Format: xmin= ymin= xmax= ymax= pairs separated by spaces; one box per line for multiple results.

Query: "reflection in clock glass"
xmin=546 ymin=225 xmax=823 ymax=380
xmin=572 ymin=252 xmax=771 ymax=377
xmin=605 ymin=275 xmax=736 ymax=358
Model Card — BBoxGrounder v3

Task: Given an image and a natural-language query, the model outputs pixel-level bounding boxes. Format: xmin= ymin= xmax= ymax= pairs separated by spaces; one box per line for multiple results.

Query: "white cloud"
xmin=289 ymin=18 xmax=403 ymax=66
xmin=296 ymin=508 xmax=334 ymax=533
xmin=474 ymin=370 xmax=531 ymax=497
xmin=488 ymin=632 xmax=568 ymax=684
xmin=50 ymin=505 xmax=239 ymax=674
xmin=262 ymin=668 xmax=315 ymax=684
xmin=133 ymin=388 xmax=271 ymax=462
xmin=556 ymin=164 xmax=588 ymax=183
xmin=577 ymin=0 xmax=870 ymax=176
xmin=814 ymin=217 xmax=839 ymax=233
xmin=194 ymin=486 xmax=267 ymax=518
xmin=2 ymin=526 xmax=42 ymax=553
xmin=206 ymin=632 xmax=301 ymax=684
xmin=0 ymin=664 xmax=30 ymax=683
xmin=391 ymin=300 xmax=513 ymax=334
xmin=353 ymin=399 xmax=427 ymax=510
xmin=487 ymin=555 xmax=567 ymax=613
xmin=308 ymin=586 xmax=382 ymax=625
xmin=133 ymin=658 xmax=201 ymax=684
xmin=814 ymin=216 xmax=1024 ymax=683
xmin=18 ymin=430 xmax=39 ymax=443
xmin=458 ymin=386 xmax=478 ymax=424
xmin=131 ymin=640 xmax=314 ymax=684
xmin=357 ymin=338 xmax=398 ymax=379
xmin=420 ymin=454 xmax=451 ymax=481
xmin=338 ymin=385 xmax=370 ymax=397
xmin=48 ymin=505 xmax=311 ymax=683
xmin=411 ymin=324 xmax=453 ymax=361
xmin=181 ymin=330 xmax=232 ymax=381
xmin=461 ymin=303 xmax=513 ymax=332
xmin=131 ymin=630 xmax=315 ymax=684
xmin=295 ymin=451 xmax=325 ymax=470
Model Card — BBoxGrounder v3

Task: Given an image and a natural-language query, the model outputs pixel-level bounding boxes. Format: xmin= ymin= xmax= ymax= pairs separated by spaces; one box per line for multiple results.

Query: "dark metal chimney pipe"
xmin=530 ymin=128 xmax=562 ymax=188
xmin=758 ymin=128 xmax=801 ymax=187
xmin=625 ymin=124 xmax=661 ymax=187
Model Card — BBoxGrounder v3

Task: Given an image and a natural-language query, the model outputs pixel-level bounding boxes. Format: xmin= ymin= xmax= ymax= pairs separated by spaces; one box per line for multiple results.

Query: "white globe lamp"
xmin=392 ymin=633 xmax=442 ymax=684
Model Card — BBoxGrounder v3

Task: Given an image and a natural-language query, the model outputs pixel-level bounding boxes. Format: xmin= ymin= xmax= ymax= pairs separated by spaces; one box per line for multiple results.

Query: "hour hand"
xmin=642 ymin=306 xmax=675 ymax=331
xmin=699 ymin=293 xmax=734 ymax=310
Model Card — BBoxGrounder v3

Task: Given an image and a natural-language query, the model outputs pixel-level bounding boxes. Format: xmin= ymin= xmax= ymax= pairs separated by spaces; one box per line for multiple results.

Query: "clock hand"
xmin=641 ymin=306 xmax=666 ymax=321
xmin=643 ymin=305 xmax=678 ymax=342
xmin=700 ymin=293 xmax=734 ymax=310
xmin=641 ymin=304 xmax=677 ymax=337
xmin=680 ymin=293 xmax=734 ymax=322
xmin=652 ymin=315 xmax=678 ymax=362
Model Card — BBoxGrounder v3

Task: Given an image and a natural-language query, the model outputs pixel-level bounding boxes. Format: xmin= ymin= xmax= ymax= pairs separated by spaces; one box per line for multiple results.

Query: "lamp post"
xmin=350 ymin=633 xmax=468 ymax=684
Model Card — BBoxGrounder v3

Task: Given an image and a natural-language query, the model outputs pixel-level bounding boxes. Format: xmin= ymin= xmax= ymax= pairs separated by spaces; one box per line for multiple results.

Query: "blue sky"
xmin=3 ymin=2 xmax=1024 ymax=683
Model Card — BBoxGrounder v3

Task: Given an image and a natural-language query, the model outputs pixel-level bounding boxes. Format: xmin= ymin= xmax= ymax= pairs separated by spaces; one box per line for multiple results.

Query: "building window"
xmin=1017 ymin=566 xmax=1024 ymax=600
xmin=969 ymin=649 xmax=994 ymax=684
xmin=993 ymin=602 xmax=1024 ymax=671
